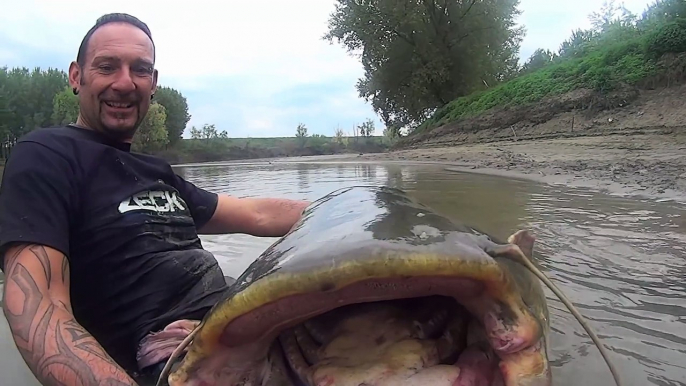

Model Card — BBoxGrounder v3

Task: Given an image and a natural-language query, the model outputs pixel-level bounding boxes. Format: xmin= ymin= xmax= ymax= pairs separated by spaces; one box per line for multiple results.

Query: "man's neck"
xmin=66 ymin=122 xmax=133 ymax=153
xmin=74 ymin=116 xmax=134 ymax=144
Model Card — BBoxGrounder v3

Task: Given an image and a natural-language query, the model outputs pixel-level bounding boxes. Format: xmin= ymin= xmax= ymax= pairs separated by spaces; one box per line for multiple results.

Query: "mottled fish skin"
xmin=166 ymin=186 xmax=552 ymax=386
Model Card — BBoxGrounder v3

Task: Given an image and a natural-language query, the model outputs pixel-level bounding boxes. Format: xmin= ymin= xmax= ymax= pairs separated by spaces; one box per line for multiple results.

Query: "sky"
xmin=0 ymin=0 xmax=656 ymax=138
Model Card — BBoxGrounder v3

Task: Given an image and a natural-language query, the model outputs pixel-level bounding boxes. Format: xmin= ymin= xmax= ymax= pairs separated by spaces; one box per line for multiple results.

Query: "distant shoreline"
xmin=335 ymin=82 xmax=686 ymax=204
xmin=316 ymin=129 xmax=686 ymax=205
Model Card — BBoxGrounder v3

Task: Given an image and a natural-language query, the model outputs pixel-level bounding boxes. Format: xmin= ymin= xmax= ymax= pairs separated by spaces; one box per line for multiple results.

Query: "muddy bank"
xmin=347 ymin=133 xmax=686 ymax=203
xmin=338 ymin=85 xmax=686 ymax=203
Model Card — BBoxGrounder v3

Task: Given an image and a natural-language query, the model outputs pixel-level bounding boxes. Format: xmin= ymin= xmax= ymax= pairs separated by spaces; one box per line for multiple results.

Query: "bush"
xmin=645 ymin=19 xmax=686 ymax=59
xmin=411 ymin=4 xmax=686 ymax=135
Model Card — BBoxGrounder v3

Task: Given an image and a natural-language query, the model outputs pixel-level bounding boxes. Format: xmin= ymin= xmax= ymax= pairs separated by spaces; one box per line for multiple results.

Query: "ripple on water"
xmin=1 ymin=161 xmax=684 ymax=386
xmin=194 ymin=162 xmax=685 ymax=386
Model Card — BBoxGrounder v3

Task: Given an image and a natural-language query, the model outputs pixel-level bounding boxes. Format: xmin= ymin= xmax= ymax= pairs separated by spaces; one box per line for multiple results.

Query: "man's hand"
xmin=2 ymin=244 xmax=138 ymax=386
xmin=199 ymin=195 xmax=310 ymax=237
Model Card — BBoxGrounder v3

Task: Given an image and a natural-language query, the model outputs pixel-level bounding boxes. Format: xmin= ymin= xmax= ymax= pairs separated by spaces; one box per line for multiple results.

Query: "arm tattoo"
xmin=61 ymin=257 xmax=68 ymax=284
xmin=3 ymin=245 xmax=137 ymax=386
xmin=4 ymin=258 xmax=42 ymax=342
xmin=30 ymin=245 xmax=52 ymax=289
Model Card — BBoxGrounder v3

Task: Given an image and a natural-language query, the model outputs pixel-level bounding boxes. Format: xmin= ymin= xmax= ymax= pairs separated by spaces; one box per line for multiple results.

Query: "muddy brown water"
xmin=1 ymin=159 xmax=685 ymax=386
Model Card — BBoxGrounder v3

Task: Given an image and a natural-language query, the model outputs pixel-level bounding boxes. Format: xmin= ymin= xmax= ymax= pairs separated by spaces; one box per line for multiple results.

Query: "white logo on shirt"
xmin=118 ymin=190 xmax=187 ymax=214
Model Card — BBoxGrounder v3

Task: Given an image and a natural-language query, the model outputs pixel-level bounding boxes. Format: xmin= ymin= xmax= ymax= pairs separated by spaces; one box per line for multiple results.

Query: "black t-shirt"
xmin=0 ymin=125 xmax=229 ymax=372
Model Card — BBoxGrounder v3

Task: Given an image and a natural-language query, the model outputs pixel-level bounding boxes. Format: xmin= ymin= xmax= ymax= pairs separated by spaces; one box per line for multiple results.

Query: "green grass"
xmin=414 ymin=18 xmax=686 ymax=135
xmin=184 ymin=135 xmax=386 ymax=149
xmin=155 ymin=135 xmax=389 ymax=164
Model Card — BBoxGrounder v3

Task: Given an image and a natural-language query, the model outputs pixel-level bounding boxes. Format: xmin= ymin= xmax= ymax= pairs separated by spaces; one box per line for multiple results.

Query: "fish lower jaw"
xmin=174 ymin=275 xmax=551 ymax=386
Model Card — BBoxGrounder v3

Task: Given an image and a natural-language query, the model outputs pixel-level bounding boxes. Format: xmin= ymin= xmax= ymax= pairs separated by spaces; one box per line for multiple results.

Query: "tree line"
xmin=518 ymin=0 xmax=686 ymax=77
xmin=0 ymin=66 xmax=391 ymax=163
xmin=7 ymin=0 xmax=678 ymax=161
xmin=324 ymin=0 xmax=686 ymax=134
xmin=0 ymin=66 xmax=191 ymax=155
xmin=412 ymin=0 xmax=686 ymax=135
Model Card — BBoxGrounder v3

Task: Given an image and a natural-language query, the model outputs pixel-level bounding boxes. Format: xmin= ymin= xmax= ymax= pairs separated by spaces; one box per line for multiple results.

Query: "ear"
xmin=151 ymin=68 xmax=159 ymax=94
xmin=68 ymin=61 xmax=82 ymax=91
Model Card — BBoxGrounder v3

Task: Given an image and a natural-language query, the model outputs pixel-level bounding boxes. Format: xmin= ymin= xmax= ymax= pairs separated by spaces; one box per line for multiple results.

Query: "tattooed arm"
xmin=199 ymin=195 xmax=310 ymax=237
xmin=2 ymin=244 xmax=138 ymax=386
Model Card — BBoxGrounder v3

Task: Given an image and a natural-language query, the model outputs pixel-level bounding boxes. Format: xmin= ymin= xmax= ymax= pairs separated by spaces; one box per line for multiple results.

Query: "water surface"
xmin=1 ymin=160 xmax=685 ymax=385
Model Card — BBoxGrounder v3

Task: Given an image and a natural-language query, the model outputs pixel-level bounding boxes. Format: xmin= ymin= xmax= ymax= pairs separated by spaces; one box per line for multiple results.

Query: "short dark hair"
xmin=76 ymin=13 xmax=155 ymax=66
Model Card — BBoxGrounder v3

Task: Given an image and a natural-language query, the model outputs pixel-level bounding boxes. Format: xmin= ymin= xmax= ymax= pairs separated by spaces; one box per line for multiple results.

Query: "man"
xmin=0 ymin=13 xmax=309 ymax=386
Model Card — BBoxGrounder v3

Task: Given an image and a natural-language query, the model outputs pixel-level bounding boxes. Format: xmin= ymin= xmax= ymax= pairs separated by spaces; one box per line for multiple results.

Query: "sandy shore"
xmin=330 ymin=131 xmax=686 ymax=204
xmin=330 ymin=84 xmax=686 ymax=204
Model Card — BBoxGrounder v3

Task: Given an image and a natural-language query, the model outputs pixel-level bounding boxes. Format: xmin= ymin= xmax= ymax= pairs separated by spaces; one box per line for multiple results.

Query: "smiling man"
xmin=0 ymin=13 xmax=310 ymax=386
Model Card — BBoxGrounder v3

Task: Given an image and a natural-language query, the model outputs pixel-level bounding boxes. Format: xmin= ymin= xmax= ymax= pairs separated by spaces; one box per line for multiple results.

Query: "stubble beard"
xmin=98 ymin=104 xmax=142 ymax=142
xmin=78 ymin=75 xmax=145 ymax=142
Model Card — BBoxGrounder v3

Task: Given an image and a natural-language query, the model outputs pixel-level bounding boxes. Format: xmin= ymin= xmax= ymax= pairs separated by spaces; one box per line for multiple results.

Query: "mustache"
xmin=100 ymin=94 xmax=141 ymax=103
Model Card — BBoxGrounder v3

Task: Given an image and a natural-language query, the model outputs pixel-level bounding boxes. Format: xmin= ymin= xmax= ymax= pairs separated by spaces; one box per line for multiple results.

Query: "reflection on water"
xmin=183 ymin=161 xmax=686 ymax=386
xmin=1 ymin=160 xmax=685 ymax=386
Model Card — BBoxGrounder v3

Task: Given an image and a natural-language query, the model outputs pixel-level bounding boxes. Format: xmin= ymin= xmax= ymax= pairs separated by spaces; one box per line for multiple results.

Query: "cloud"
xmin=1 ymin=0 xmax=655 ymax=137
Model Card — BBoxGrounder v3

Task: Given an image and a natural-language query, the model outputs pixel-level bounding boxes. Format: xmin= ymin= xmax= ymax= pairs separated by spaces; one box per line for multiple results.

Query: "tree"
xmin=132 ymin=102 xmax=169 ymax=154
xmin=295 ymin=123 xmax=308 ymax=147
xmin=0 ymin=66 xmax=69 ymax=138
xmin=201 ymin=123 xmax=218 ymax=139
xmin=383 ymin=124 xmax=401 ymax=144
xmin=190 ymin=125 xmax=202 ymax=139
xmin=295 ymin=123 xmax=308 ymax=138
xmin=51 ymin=86 xmax=79 ymax=125
xmin=334 ymin=127 xmax=345 ymax=144
xmin=324 ymin=0 xmax=524 ymax=129
xmin=557 ymin=28 xmax=599 ymax=59
xmin=520 ymin=49 xmax=558 ymax=74
xmin=189 ymin=124 xmax=227 ymax=140
xmin=153 ymin=86 xmax=191 ymax=146
xmin=0 ymin=86 xmax=11 ymax=142
xmin=357 ymin=118 xmax=375 ymax=137
xmin=639 ymin=0 xmax=686 ymax=30
xmin=0 ymin=65 xmax=211 ymax=163
xmin=558 ymin=0 xmax=641 ymax=60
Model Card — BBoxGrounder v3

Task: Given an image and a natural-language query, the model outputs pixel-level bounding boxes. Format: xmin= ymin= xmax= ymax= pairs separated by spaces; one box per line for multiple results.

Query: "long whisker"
xmin=155 ymin=322 xmax=202 ymax=386
xmin=511 ymin=240 xmax=624 ymax=386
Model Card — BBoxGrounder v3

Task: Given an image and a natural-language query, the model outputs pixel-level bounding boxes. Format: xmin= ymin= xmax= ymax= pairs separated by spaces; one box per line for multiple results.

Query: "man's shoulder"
xmin=14 ymin=126 xmax=94 ymax=159
xmin=18 ymin=125 xmax=82 ymax=144
xmin=5 ymin=127 xmax=73 ymax=164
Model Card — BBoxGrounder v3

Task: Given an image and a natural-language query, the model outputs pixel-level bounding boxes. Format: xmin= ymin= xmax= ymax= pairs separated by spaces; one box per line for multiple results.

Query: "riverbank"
xmin=345 ymin=132 xmax=686 ymax=203
xmin=327 ymin=84 xmax=686 ymax=204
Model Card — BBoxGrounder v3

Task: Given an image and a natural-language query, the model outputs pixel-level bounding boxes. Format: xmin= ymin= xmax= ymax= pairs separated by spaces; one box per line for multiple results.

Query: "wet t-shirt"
xmin=0 ymin=125 xmax=229 ymax=372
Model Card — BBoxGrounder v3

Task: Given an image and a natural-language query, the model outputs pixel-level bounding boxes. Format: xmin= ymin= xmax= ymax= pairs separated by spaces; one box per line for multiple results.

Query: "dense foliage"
xmin=153 ymin=86 xmax=191 ymax=146
xmin=414 ymin=0 xmax=686 ymax=134
xmin=0 ymin=67 xmax=386 ymax=163
xmin=0 ymin=66 xmax=191 ymax=155
xmin=323 ymin=0 xmax=686 ymax=135
xmin=324 ymin=0 xmax=524 ymax=129
xmin=4 ymin=0 xmax=684 ymax=161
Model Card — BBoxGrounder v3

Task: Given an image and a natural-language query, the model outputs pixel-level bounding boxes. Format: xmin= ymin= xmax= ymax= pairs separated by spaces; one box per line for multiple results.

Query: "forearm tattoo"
xmin=3 ymin=245 xmax=137 ymax=386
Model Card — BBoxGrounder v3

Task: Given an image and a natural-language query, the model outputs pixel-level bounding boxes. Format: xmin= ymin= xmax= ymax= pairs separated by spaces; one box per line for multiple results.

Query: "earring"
xmin=72 ymin=88 xmax=79 ymax=95
xmin=151 ymin=94 xmax=155 ymax=100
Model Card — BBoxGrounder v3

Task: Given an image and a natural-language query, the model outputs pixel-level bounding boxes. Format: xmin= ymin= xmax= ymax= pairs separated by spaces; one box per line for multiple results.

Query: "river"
xmin=1 ymin=159 xmax=685 ymax=386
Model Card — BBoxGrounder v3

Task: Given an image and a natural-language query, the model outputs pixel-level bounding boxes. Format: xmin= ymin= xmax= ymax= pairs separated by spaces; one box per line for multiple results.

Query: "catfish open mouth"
xmin=170 ymin=274 xmax=549 ymax=386
xmin=158 ymin=186 xmax=623 ymax=386
xmin=278 ymin=295 xmax=504 ymax=386
xmin=264 ymin=284 xmax=542 ymax=386
xmin=163 ymin=236 xmax=552 ymax=386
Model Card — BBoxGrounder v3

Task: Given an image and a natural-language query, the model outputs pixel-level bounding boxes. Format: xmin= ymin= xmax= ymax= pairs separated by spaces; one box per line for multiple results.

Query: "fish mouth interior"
xmin=275 ymin=294 xmax=494 ymax=386
xmin=200 ymin=274 xmax=551 ymax=386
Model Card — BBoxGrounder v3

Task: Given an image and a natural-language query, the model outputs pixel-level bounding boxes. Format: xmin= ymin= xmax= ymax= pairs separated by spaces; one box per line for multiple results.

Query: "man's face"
xmin=68 ymin=22 xmax=158 ymax=141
